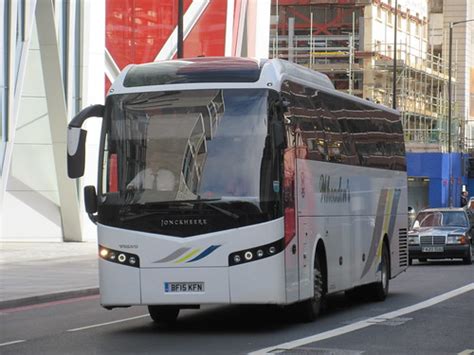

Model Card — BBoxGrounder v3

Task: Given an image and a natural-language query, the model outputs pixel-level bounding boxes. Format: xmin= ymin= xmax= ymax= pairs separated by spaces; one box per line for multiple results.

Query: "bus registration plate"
xmin=422 ymin=246 xmax=444 ymax=252
xmin=164 ymin=282 xmax=205 ymax=293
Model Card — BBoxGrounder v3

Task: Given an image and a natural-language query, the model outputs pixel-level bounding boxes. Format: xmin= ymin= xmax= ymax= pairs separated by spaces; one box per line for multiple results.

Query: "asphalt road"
xmin=1 ymin=259 xmax=473 ymax=355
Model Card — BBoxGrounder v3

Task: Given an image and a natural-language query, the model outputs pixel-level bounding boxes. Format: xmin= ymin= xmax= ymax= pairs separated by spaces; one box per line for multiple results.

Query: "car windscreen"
xmin=415 ymin=211 xmax=468 ymax=228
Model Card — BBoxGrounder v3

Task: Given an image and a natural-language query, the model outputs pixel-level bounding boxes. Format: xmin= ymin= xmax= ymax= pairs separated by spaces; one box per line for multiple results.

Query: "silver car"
xmin=408 ymin=208 xmax=473 ymax=265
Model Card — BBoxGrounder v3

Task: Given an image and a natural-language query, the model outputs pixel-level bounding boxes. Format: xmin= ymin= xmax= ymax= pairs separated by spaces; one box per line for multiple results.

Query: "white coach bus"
xmin=67 ymin=57 xmax=408 ymax=324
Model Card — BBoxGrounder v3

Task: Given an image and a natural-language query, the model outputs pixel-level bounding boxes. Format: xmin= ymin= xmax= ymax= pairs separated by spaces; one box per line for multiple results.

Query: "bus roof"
xmin=110 ymin=57 xmax=397 ymax=115
xmin=117 ymin=57 xmax=334 ymax=89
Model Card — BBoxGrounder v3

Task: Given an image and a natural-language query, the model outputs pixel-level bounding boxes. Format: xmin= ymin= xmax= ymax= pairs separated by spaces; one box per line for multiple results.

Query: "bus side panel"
xmin=297 ymin=159 xmax=408 ymax=292
xmin=284 ymin=222 xmax=300 ymax=303
xmin=298 ymin=219 xmax=321 ymax=300
xmin=297 ymin=158 xmax=356 ymax=295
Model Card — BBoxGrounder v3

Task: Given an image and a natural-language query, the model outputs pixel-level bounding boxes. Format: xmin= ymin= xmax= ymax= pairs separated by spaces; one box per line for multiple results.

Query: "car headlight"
xmin=447 ymin=235 xmax=468 ymax=245
xmin=408 ymin=235 xmax=419 ymax=245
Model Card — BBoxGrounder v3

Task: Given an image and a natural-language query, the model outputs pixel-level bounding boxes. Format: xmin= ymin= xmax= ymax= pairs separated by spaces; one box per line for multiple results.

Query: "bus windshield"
xmin=99 ymin=89 xmax=283 ymax=236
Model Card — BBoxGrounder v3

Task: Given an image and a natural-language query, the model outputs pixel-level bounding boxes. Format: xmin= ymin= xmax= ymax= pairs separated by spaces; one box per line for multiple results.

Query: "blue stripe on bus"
xmin=187 ymin=245 xmax=221 ymax=263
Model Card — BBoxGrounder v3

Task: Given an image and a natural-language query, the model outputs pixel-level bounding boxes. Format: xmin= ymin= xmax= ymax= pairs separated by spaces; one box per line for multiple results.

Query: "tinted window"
xmin=123 ymin=58 xmax=262 ymax=87
xmin=99 ymin=89 xmax=284 ymax=237
xmin=282 ymin=80 xmax=327 ymax=162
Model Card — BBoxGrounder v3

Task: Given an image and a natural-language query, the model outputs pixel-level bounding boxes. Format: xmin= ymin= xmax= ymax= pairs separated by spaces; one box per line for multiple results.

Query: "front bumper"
xmin=409 ymin=244 xmax=471 ymax=260
xmin=99 ymin=251 xmax=287 ymax=307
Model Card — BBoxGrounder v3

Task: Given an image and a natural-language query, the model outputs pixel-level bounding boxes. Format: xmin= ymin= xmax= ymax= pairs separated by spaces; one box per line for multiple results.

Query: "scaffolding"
xmin=367 ymin=42 xmax=459 ymax=152
xmin=269 ymin=1 xmax=460 ymax=152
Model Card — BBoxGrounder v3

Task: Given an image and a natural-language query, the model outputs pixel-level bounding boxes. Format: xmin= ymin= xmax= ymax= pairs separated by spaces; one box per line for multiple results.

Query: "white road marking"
xmin=249 ymin=283 xmax=474 ymax=355
xmin=0 ymin=340 xmax=26 ymax=347
xmin=67 ymin=314 xmax=149 ymax=332
xmin=458 ymin=350 xmax=474 ymax=355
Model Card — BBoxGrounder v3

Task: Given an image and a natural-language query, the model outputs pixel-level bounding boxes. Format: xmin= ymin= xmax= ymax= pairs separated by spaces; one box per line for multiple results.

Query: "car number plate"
xmin=422 ymin=246 xmax=444 ymax=252
xmin=164 ymin=282 xmax=204 ymax=293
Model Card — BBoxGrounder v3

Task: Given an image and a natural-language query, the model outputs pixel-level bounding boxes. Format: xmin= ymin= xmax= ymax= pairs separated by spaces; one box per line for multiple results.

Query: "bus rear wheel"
xmin=148 ymin=305 xmax=180 ymax=325
xmin=365 ymin=242 xmax=390 ymax=301
xmin=295 ymin=254 xmax=325 ymax=322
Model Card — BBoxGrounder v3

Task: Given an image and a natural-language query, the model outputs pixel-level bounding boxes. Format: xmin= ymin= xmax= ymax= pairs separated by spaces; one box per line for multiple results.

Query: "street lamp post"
xmin=177 ymin=0 xmax=184 ymax=58
xmin=393 ymin=0 xmax=398 ymax=110
xmin=448 ymin=19 xmax=474 ymax=207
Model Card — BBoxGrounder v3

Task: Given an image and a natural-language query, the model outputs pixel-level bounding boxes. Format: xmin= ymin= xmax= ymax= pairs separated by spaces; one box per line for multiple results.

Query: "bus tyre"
xmin=463 ymin=246 xmax=472 ymax=265
xmin=148 ymin=305 xmax=180 ymax=325
xmin=296 ymin=255 xmax=325 ymax=322
xmin=367 ymin=243 xmax=390 ymax=302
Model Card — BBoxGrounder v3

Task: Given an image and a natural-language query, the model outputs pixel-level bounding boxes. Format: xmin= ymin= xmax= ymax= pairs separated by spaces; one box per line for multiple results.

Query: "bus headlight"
xmin=229 ymin=238 xmax=284 ymax=266
xmin=99 ymin=245 xmax=140 ymax=268
xmin=100 ymin=249 xmax=109 ymax=257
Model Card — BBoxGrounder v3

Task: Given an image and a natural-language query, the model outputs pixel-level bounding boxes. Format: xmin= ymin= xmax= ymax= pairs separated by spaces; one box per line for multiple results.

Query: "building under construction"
xmin=269 ymin=0 xmax=462 ymax=209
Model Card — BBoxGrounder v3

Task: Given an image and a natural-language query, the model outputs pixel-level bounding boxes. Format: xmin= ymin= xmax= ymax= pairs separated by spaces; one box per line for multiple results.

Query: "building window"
xmin=72 ymin=0 xmax=81 ymax=115
xmin=57 ymin=0 xmax=81 ymax=117
xmin=1 ymin=0 xmax=9 ymax=173
xmin=14 ymin=0 xmax=25 ymax=91
xmin=377 ymin=6 xmax=382 ymax=21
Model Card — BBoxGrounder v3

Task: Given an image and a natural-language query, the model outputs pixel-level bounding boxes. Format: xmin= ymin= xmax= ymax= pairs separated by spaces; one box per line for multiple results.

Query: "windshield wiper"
xmin=181 ymin=196 xmax=240 ymax=220
xmin=120 ymin=210 xmax=168 ymax=222
xmin=201 ymin=202 xmax=239 ymax=220
xmin=140 ymin=198 xmax=221 ymax=207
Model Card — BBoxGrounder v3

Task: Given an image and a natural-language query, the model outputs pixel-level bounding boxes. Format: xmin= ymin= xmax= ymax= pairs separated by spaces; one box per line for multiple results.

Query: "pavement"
xmin=0 ymin=241 xmax=99 ymax=309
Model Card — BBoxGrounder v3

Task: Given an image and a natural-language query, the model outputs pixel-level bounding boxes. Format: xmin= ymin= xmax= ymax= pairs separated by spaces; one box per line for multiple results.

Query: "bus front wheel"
xmin=295 ymin=254 xmax=325 ymax=322
xmin=148 ymin=305 xmax=180 ymax=325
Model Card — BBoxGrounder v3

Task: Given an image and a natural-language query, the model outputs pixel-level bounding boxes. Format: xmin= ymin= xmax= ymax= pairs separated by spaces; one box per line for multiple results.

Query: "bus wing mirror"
xmin=67 ymin=104 xmax=104 ymax=178
xmin=68 ymin=127 xmax=87 ymax=178
xmin=84 ymin=185 xmax=98 ymax=214
xmin=84 ymin=185 xmax=98 ymax=224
